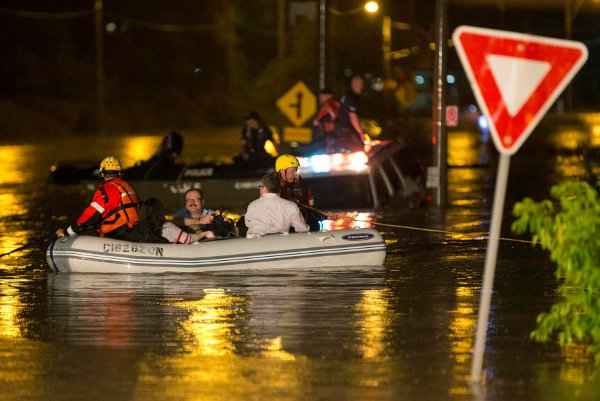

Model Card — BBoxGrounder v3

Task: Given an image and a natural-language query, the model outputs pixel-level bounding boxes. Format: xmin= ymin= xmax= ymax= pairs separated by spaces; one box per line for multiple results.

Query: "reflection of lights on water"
xmin=0 ymin=145 xmax=33 ymax=185
xmin=260 ymin=337 xmax=296 ymax=361
xmin=552 ymin=129 xmax=586 ymax=150
xmin=355 ymin=289 xmax=391 ymax=359
xmin=554 ymin=155 xmax=586 ymax=179
xmin=174 ymin=288 xmax=243 ymax=356
xmin=0 ymin=285 xmax=22 ymax=339
xmin=0 ymin=191 xmax=31 ymax=258
xmin=448 ymin=131 xmax=480 ymax=167
xmin=591 ymin=126 xmax=600 ymax=147
xmin=449 ymin=286 xmax=476 ymax=396
xmin=120 ymin=136 xmax=162 ymax=167
xmin=450 ymin=199 xmax=480 ymax=207
xmin=560 ymin=344 xmax=592 ymax=384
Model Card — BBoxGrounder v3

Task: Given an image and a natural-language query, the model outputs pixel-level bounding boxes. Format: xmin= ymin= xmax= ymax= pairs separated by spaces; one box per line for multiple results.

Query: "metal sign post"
xmin=470 ymin=153 xmax=510 ymax=381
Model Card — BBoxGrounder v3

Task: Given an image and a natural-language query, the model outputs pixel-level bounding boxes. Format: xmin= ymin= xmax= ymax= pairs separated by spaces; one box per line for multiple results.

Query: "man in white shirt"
xmin=245 ymin=173 xmax=309 ymax=238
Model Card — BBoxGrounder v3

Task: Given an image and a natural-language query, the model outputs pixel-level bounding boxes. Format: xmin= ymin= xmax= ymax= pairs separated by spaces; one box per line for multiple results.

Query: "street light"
xmin=319 ymin=1 xmax=380 ymax=89
xmin=364 ymin=1 xmax=379 ymax=14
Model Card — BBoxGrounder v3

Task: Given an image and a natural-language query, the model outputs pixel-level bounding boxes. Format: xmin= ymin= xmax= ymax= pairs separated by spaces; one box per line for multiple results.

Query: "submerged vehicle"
xmin=46 ymin=229 xmax=386 ymax=273
xmin=48 ymin=140 xmax=425 ymax=211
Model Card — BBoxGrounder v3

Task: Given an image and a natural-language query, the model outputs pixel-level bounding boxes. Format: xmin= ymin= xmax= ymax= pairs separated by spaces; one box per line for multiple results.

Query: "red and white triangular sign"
xmin=453 ymin=26 xmax=588 ymax=155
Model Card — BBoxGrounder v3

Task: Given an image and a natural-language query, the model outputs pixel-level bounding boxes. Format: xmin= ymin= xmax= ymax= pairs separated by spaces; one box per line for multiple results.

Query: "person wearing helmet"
xmin=275 ymin=154 xmax=311 ymax=206
xmin=56 ymin=156 xmax=141 ymax=240
xmin=275 ymin=154 xmax=325 ymax=231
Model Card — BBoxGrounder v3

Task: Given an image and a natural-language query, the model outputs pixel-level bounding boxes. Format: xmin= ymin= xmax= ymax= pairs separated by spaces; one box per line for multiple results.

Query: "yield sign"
xmin=453 ymin=26 xmax=587 ymax=155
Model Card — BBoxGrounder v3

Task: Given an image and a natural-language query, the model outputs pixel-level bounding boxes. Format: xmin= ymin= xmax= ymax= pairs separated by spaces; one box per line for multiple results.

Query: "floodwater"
xmin=1 ymin=121 xmax=600 ymax=401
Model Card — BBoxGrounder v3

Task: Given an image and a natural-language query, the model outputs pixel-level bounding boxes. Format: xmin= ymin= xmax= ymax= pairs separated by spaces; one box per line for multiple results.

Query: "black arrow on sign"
xmin=288 ymin=91 xmax=303 ymax=119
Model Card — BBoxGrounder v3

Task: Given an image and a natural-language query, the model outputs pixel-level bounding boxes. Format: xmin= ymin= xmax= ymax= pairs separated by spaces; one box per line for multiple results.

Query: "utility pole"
xmin=95 ymin=0 xmax=105 ymax=133
xmin=278 ymin=0 xmax=287 ymax=59
xmin=318 ymin=0 xmax=327 ymax=89
xmin=431 ymin=0 xmax=448 ymax=207
xmin=382 ymin=15 xmax=392 ymax=82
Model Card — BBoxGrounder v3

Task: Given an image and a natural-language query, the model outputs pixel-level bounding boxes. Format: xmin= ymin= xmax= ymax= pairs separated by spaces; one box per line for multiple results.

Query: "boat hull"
xmin=46 ymin=229 xmax=386 ymax=273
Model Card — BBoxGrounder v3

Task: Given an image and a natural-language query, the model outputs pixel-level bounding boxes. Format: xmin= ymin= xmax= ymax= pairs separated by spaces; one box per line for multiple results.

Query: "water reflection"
xmin=448 ymin=286 xmax=476 ymax=396
xmin=173 ymin=288 xmax=246 ymax=356
xmin=553 ymin=155 xmax=587 ymax=180
xmin=0 ymin=284 xmax=22 ymax=339
xmin=560 ymin=344 xmax=593 ymax=385
xmin=119 ymin=136 xmax=162 ymax=168
xmin=0 ymin=145 xmax=33 ymax=185
xmin=448 ymin=130 xmax=482 ymax=167
xmin=354 ymin=288 xmax=391 ymax=359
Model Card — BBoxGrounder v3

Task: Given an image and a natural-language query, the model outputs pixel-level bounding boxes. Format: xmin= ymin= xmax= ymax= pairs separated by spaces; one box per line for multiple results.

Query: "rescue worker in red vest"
xmin=56 ymin=156 xmax=141 ymax=240
xmin=275 ymin=154 xmax=325 ymax=231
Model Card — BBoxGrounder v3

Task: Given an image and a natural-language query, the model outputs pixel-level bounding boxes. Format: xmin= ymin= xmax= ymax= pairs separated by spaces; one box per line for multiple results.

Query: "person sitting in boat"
xmin=234 ymin=111 xmax=275 ymax=167
xmin=128 ymin=131 xmax=184 ymax=180
xmin=245 ymin=173 xmax=309 ymax=238
xmin=172 ymin=188 xmax=215 ymax=231
xmin=55 ymin=156 xmax=141 ymax=241
xmin=172 ymin=188 xmax=238 ymax=238
xmin=137 ymin=198 xmax=214 ymax=243
xmin=275 ymin=154 xmax=324 ymax=231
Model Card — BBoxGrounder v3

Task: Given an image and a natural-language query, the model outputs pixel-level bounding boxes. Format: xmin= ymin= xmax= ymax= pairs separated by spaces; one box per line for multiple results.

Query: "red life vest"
xmin=98 ymin=178 xmax=140 ymax=235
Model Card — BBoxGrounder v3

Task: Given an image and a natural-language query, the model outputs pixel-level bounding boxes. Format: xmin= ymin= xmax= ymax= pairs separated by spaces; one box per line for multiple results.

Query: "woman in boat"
xmin=137 ymin=198 xmax=214 ymax=244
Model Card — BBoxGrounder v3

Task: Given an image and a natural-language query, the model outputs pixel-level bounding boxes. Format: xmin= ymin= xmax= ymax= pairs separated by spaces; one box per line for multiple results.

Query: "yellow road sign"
xmin=276 ymin=81 xmax=316 ymax=127
xmin=283 ymin=127 xmax=312 ymax=143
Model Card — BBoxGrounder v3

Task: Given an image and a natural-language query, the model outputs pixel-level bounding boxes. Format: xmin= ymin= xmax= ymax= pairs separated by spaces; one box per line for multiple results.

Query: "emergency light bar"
xmin=298 ymin=151 xmax=369 ymax=175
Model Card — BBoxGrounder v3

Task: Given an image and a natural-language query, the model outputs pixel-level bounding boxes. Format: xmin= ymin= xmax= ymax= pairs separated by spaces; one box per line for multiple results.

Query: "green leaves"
xmin=513 ymin=181 xmax=600 ymax=363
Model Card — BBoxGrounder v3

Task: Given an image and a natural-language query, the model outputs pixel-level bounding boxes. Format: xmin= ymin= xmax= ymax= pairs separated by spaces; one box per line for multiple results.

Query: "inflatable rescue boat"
xmin=46 ymin=229 xmax=386 ymax=273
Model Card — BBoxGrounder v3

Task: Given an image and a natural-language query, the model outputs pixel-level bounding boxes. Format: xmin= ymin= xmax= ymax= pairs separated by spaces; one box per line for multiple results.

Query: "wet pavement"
xmin=1 ymin=120 xmax=600 ymax=400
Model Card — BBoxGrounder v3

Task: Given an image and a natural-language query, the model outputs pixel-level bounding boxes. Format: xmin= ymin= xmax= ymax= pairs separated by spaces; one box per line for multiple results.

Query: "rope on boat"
xmin=358 ymin=221 xmax=533 ymax=244
xmin=297 ymin=203 xmax=534 ymax=245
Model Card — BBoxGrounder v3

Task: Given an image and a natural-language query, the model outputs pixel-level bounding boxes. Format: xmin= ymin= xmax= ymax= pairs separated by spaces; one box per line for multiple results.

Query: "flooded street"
xmin=2 ymin=122 xmax=600 ymax=400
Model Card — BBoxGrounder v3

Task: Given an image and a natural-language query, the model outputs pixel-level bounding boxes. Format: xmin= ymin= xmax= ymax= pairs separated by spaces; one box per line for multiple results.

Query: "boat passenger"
xmin=335 ymin=74 xmax=368 ymax=151
xmin=245 ymin=173 xmax=309 ymax=238
xmin=234 ymin=111 xmax=275 ymax=167
xmin=172 ymin=189 xmax=215 ymax=230
xmin=137 ymin=198 xmax=214 ymax=243
xmin=56 ymin=156 xmax=141 ymax=241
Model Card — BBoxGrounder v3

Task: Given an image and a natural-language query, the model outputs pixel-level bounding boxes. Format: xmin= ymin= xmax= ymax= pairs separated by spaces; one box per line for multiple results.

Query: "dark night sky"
xmin=1 ymin=0 xmax=599 ymax=130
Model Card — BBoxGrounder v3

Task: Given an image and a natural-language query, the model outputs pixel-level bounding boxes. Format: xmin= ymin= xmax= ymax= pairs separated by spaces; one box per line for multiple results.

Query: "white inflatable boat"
xmin=46 ymin=229 xmax=386 ymax=273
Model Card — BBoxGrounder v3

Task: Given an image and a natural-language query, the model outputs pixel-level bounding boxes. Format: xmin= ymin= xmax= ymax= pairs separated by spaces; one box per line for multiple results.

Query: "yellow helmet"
xmin=275 ymin=154 xmax=299 ymax=172
xmin=99 ymin=156 xmax=121 ymax=173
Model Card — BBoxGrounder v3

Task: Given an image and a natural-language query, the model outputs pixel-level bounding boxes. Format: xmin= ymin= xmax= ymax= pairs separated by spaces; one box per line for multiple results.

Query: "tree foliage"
xmin=512 ymin=181 xmax=600 ymax=363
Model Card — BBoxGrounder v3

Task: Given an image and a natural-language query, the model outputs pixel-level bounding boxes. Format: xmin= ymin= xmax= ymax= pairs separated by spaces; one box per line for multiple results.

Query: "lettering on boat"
xmin=234 ymin=180 xmax=262 ymax=190
xmin=341 ymin=233 xmax=374 ymax=241
xmin=183 ymin=168 xmax=214 ymax=178
xmin=103 ymin=243 xmax=165 ymax=257
xmin=166 ymin=182 xmax=202 ymax=194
